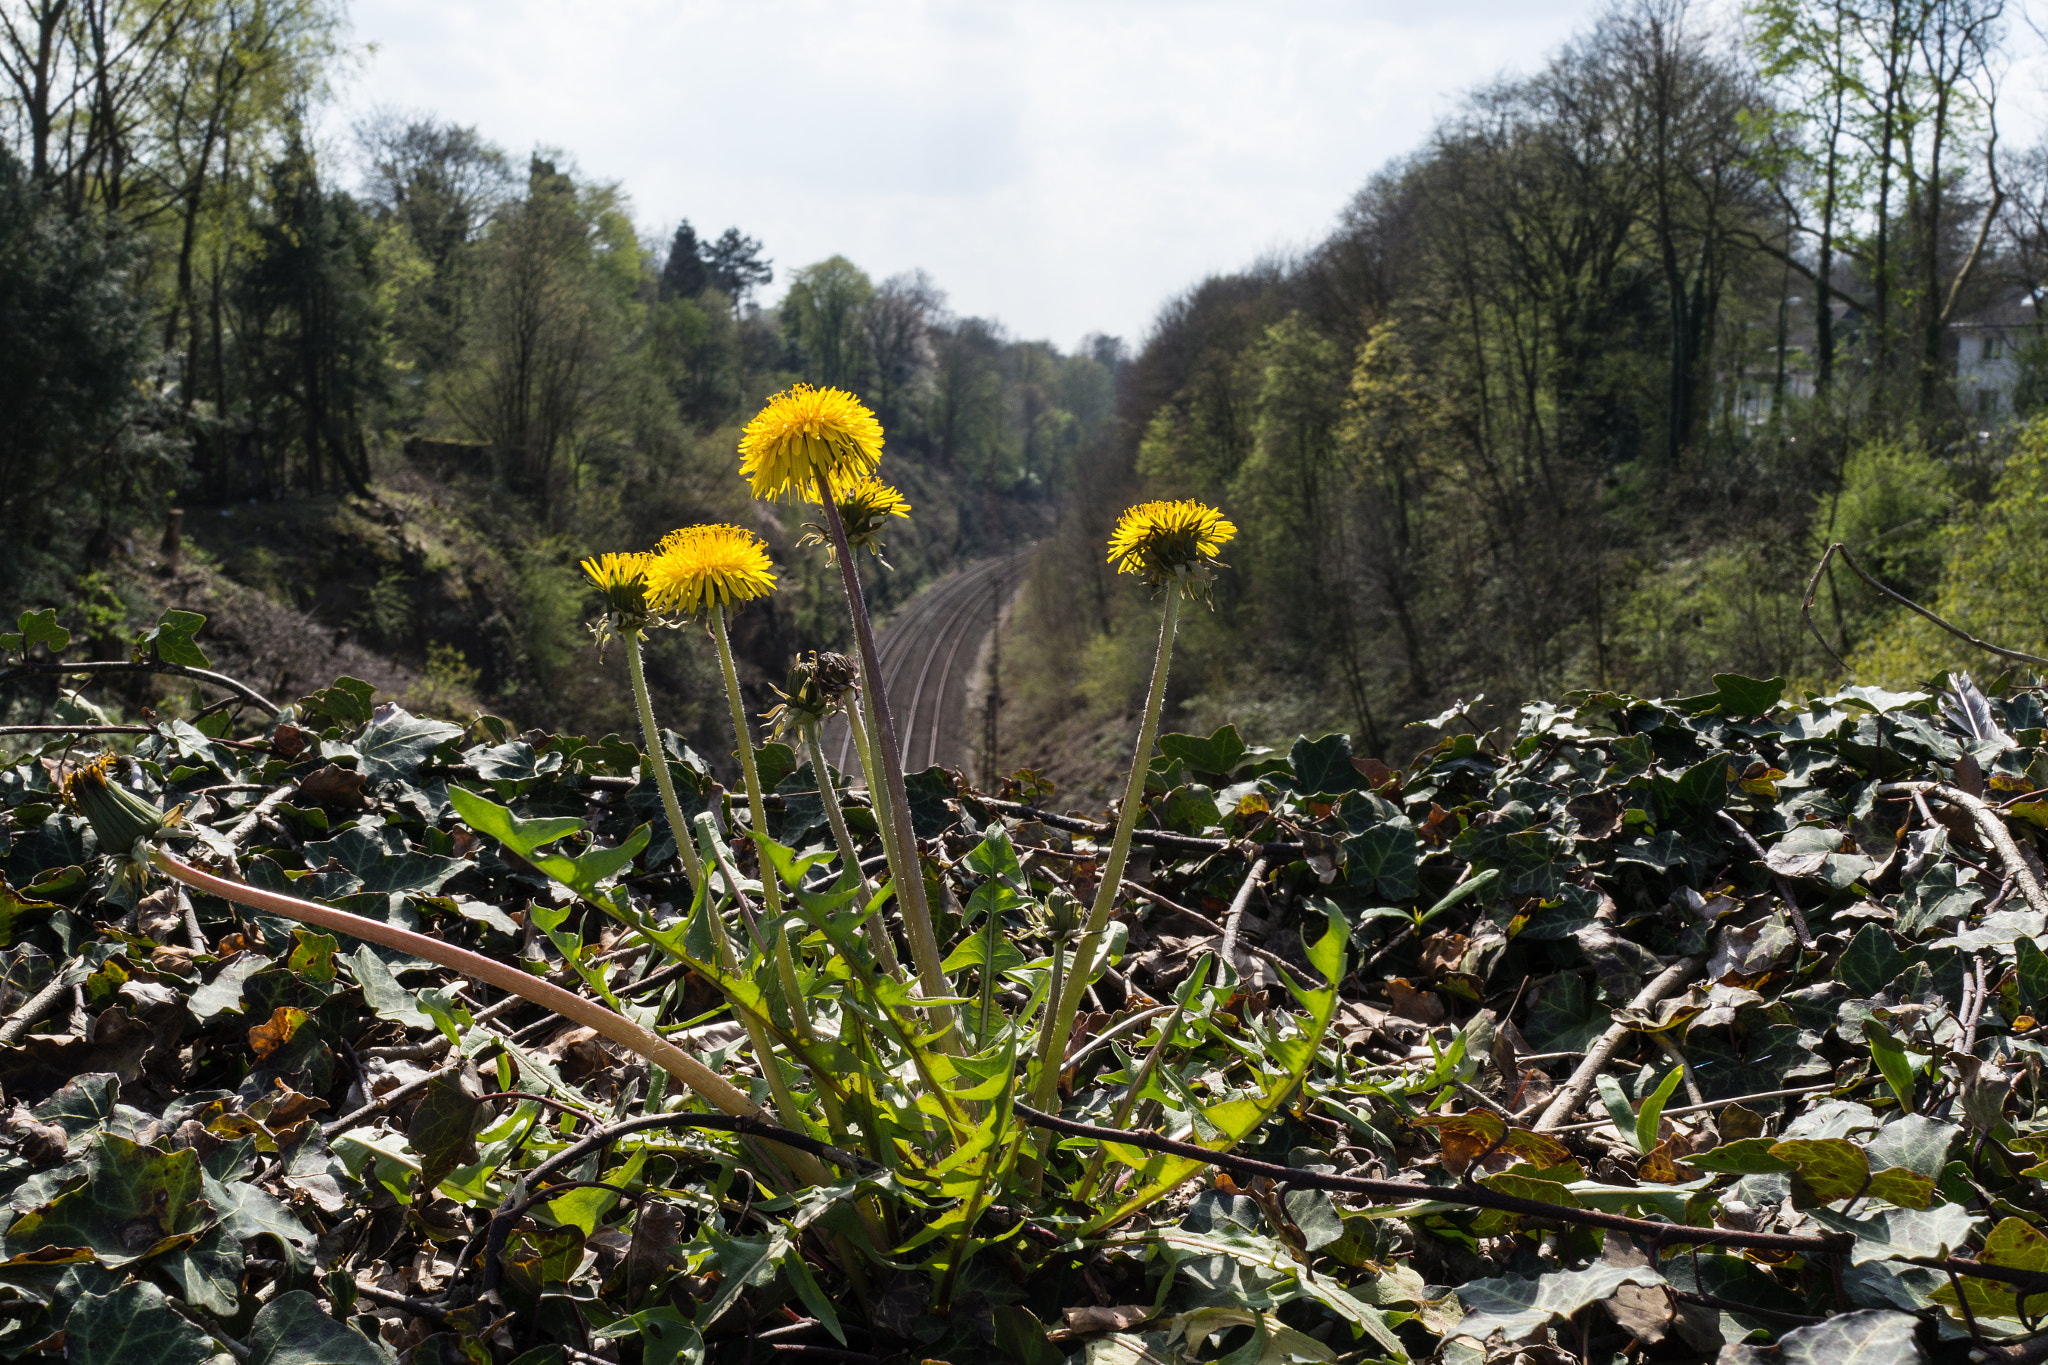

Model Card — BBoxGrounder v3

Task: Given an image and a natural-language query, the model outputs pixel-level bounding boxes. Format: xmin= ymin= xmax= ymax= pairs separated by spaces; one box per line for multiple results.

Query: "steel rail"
xmin=901 ymin=558 xmax=1015 ymax=769
xmin=828 ymin=566 xmax=984 ymax=771
xmin=829 ymin=555 xmax=1019 ymax=774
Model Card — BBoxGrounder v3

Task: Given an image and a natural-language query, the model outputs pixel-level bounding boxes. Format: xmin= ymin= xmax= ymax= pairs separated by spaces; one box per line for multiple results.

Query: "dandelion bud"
xmin=1045 ymin=889 xmax=1083 ymax=939
xmin=798 ymin=475 xmax=911 ymax=564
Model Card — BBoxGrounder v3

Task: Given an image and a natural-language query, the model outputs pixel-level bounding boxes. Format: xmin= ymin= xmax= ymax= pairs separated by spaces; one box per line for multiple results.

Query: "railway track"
xmin=826 ymin=550 xmax=1029 ymax=782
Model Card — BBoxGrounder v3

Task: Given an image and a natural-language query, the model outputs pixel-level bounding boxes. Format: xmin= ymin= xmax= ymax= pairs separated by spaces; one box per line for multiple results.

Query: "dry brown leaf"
xmin=1416 ymin=932 xmax=1468 ymax=977
xmin=1636 ymin=1138 xmax=1701 ymax=1183
xmin=298 ymin=763 xmax=369 ymax=808
xmin=248 ymin=1005 xmax=308 ymax=1060
xmin=1061 ymin=1305 xmax=1153 ymax=1334
xmin=1417 ymin=802 xmax=1460 ymax=846
xmin=1386 ymin=978 xmax=1447 ymax=1025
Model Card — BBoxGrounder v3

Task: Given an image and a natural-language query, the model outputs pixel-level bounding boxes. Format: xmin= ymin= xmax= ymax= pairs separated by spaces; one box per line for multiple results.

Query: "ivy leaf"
xmin=245 ymin=1289 xmax=387 ymax=1365
xmin=135 ymin=609 xmax=211 ymax=669
xmin=1524 ymin=973 xmax=1610 ymax=1053
xmin=355 ymin=708 xmax=462 ymax=784
xmin=1344 ymin=823 xmax=1419 ymax=901
xmin=1741 ymin=1310 xmax=1925 ymax=1365
xmin=1454 ymin=1262 xmax=1666 ymax=1343
xmin=2016 ymin=937 xmax=2048 ymax=1012
xmin=303 ymin=826 xmax=463 ymax=897
xmin=1290 ymin=734 xmax=1363 ymax=795
xmin=1671 ymin=673 xmax=1785 ymax=717
xmin=1839 ymin=924 xmax=1905 ymax=997
xmin=64 ymin=1280 xmax=226 ymax=1365
xmin=407 ymin=1071 xmax=483 ymax=1196
xmin=3 ymin=1133 xmax=211 ymax=1266
xmin=1159 ymin=724 xmax=1251 ymax=778
xmin=14 ymin=608 xmax=69 ymax=657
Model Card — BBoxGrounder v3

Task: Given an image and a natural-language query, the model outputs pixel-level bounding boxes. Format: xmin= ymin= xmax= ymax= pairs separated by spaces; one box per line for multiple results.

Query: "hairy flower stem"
xmin=709 ymin=604 xmax=814 ymax=1045
xmin=145 ymin=844 xmax=830 ymax=1185
xmin=687 ymin=815 xmax=825 ymax=1143
xmin=803 ymin=718 xmax=903 ymax=977
xmin=624 ymin=629 xmax=705 ymax=896
xmin=815 ymin=472 xmax=957 ymax=1042
xmin=1029 ymin=591 xmax=1180 ymax=1111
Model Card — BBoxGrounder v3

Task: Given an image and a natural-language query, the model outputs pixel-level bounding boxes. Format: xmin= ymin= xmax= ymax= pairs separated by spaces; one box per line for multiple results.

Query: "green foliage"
xmin=1857 ymin=418 xmax=2048 ymax=682
xmin=6 ymin=656 xmax=2048 ymax=1362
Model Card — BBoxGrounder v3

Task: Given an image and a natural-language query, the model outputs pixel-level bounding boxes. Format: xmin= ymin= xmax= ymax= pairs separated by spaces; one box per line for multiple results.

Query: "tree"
xmin=658 ymin=219 xmax=705 ymax=300
xmin=861 ymin=269 xmax=941 ymax=432
xmin=443 ymin=154 xmax=636 ymax=506
xmin=233 ymin=129 xmax=384 ymax=495
xmin=355 ymin=110 xmax=510 ymax=374
xmin=0 ymin=146 xmax=174 ymax=545
xmin=702 ymin=226 xmax=770 ymax=303
xmin=780 ymin=254 xmax=871 ymax=388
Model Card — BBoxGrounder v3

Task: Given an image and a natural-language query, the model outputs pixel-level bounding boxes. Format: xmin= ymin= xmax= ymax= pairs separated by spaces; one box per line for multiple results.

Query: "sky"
xmin=327 ymin=0 xmax=2048 ymax=353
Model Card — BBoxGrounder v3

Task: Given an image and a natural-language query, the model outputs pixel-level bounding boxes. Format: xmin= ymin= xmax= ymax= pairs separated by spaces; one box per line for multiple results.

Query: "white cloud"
xmin=330 ymin=0 xmax=1676 ymax=349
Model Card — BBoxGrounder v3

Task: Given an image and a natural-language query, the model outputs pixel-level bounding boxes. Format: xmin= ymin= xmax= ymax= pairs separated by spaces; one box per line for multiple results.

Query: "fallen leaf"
xmin=248 ymin=1005 xmax=309 ymax=1059
xmin=298 ymin=764 xmax=369 ymax=809
xmin=1386 ymin=978 xmax=1447 ymax=1025
xmin=1061 ymin=1305 xmax=1153 ymax=1334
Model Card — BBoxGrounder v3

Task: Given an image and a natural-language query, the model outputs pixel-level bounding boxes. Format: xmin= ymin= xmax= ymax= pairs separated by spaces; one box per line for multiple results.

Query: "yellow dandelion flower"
xmin=644 ymin=524 xmax=778 ymax=618
xmin=738 ymin=384 xmax=885 ymax=501
xmin=581 ymin=551 xmax=652 ymax=625
xmin=1107 ymin=499 xmax=1237 ymax=597
xmin=799 ymin=474 xmax=911 ymax=562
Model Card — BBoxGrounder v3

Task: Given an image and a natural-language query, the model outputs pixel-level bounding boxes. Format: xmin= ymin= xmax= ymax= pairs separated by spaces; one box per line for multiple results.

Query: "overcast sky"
xmin=327 ymin=0 xmax=2048 ymax=353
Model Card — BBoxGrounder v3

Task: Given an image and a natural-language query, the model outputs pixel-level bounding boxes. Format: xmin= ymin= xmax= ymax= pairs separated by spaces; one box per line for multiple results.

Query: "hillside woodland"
xmin=0 ymin=0 xmax=1112 ymax=765
xmin=1003 ymin=0 xmax=2048 ymax=799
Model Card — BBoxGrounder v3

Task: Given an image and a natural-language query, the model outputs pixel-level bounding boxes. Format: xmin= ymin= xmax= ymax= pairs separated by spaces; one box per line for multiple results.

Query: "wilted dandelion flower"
xmin=761 ymin=650 xmax=860 ymax=742
xmin=799 ymin=474 xmax=911 ymax=562
xmin=63 ymin=753 xmax=181 ymax=886
xmin=738 ymin=385 xmax=885 ymax=501
xmin=1107 ymin=499 xmax=1237 ymax=600
xmin=644 ymin=524 xmax=778 ymax=618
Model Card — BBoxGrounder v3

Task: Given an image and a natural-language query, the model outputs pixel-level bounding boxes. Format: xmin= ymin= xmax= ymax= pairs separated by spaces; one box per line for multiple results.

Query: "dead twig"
xmin=1535 ymin=957 xmax=1705 ymax=1132
xmin=1014 ymin=1102 xmax=2048 ymax=1295
xmin=980 ymin=797 xmax=1302 ymax=859
xmin=0 ymin=963 xmax=86 ymax=1046
xmin=1879 ymin=781 xmax=2048 ymax=918
xmin=1216 ymin=856 xmax=1271 ymax=975
xmin=1716 ymin=810 xmax=1814 ymax=948
xmin=0 ymin=659 xmax=281 ymax=714
xmin=1803 ymin=541 xmax=2048 ymax=671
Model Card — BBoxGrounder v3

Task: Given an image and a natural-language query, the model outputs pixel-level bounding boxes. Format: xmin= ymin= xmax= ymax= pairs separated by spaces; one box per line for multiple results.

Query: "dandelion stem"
xmin=803 ymin=718 xmax=903 ymax=977
xmin=624 ymin=629 xmax=705 ymax=896
xmin=690 ymin=816 xmax=819 ymax=1139
xmin=710 ymin=603 xmax=814 ymax=1046
xmin=815 ymin=472 xmax=957 ymax=1043
xmin=1029 ymin=591 xmax=1180 ymax=1110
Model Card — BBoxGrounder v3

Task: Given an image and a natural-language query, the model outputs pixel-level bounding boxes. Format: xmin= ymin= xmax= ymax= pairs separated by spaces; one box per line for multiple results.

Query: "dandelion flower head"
xmin=644 ymin=524 xmax=778 ymax=618
xmin=581 ymin=551 xmax=652 ymax=626
xmin=738 ymin=384 xmax=885 ymax=501
xmin=1107 ymin=499 xmax=1237 ymax=600
xmin=799 ymin=473 xmax=911 ymax=561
